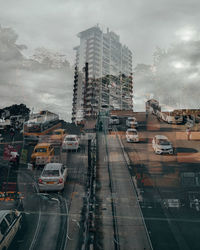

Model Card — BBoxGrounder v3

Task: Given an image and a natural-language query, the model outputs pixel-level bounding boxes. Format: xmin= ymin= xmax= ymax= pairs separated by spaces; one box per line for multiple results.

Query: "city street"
xmin=118 ymin=112 xmax=200 ymax=250
xmin=0 ymin=132 xmax=88 ymax=250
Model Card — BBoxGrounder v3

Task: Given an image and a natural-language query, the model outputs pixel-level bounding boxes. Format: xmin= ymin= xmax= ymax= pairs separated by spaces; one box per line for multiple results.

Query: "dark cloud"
xmin=0 ymin=25 xmax=73 ymax=121
xmin=134 ymin=37 xmax=200 ymax=111
xmin=0 ymin=0 xmax=200 ymax=115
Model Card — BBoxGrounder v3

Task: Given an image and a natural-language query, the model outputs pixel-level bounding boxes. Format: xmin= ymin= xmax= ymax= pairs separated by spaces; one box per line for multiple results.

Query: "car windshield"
xmin=158 ymin=139 xmax=170 ymax=145
xmin=42 ymin=170 xmax=59 ymax=177
xmin=128 ymin=131 xmax=137 ymax=135
xmin=111 ymin=116 xmax=118 ymax=119
xmin=53 ymin=131 xmax=61 ymax=135
xmin=35 ymin=148 xmax=47 ymax=153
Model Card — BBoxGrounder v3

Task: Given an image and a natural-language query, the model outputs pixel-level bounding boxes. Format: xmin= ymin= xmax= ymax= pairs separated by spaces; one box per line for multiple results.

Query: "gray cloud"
xmin=0 ymin=25 xmax=73 ymax=121
xmin=134 ymin=36 xmax=200 ymax=111
xmin=0 ymin=0 xmax=200 ymax=116
xmin=1 ymin=0 xmax=200 ymax=63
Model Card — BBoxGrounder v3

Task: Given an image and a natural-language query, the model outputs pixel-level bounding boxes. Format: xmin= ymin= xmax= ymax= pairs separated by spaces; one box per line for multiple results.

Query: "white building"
xmin=72 ymin=25 xmax=133 ymax=122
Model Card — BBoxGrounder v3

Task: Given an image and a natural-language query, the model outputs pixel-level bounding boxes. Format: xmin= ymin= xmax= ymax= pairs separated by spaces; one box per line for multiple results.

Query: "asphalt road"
xmin=0 ymin=131 xmax=87 ymax=250
xmin=118 ymin=112 xmax=200 ymax=250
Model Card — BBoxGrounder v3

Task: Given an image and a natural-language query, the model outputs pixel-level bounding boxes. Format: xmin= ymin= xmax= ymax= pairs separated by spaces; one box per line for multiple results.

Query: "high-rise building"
xmin=72 ymin=25 xmax=133 ymax=123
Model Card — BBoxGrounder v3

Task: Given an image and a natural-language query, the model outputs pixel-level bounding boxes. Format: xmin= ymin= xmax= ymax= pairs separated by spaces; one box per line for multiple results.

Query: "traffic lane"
xmin=15 ymin=167 xmax=67 ymax=250
xmin=9 ymin=139 xmax=84 ymax=250
xmin=122 ymin=112 xmax=200 ymax=165
xmin=121 ymin=131 xmax=199 ymax=188
xmin=29 ymin=194 xmax=63 ymax=250
xmin=122 ymin=113 xmax=200 ymax=249
xmin=63 ymin=141 xmax=87 ymax=250
xmin=10 ymin=194 xmax=63 ymax=250
xmin=107 ymin=134 xmax=151 ymax=250
xmin=119 ymin=114 xmax=200 ymax=182
xmin=122 ymin=133 xmax=177 ymax=165
xmin=120 ymin=125 xmax=197 ymax=188
xmin=122 ymin=135 xmax=180 ymax=189
xmin=63 ymin=142 xmax=87 ymax=205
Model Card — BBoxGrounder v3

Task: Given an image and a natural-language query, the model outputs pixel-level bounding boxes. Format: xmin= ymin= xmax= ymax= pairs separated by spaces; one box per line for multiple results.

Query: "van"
xmin=0 ymin=210 xmax=22 ymax=250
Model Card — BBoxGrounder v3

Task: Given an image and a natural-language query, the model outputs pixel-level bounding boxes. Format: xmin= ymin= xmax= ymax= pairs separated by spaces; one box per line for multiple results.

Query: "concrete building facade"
xmin=72 ymin=25 xmax=133 ymax=122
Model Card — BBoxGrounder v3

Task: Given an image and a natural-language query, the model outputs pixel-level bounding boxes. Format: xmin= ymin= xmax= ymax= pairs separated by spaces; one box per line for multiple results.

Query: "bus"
xmin=157 ymin=110 xmax=183 ymax=124
xmin=23 ymin=110 xmax=61 ymax=144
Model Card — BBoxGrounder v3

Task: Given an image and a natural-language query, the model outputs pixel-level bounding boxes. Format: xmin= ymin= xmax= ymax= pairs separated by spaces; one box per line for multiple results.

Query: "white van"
xmin=0 ymin=210 xmax=22 ymax=250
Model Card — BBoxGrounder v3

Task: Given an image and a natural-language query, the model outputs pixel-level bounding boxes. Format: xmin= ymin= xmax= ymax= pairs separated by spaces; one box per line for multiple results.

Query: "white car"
xmin=126 ymin=117 xmax=138 ymax=128
xmin=38 ymin=163 xmax=68 ymax=191
xmin=152 ymin=135 xmax=173 ymax=155
xmin=0 ymin=210 xmax=22 ymax=250
xmin=126 ymin=129 xmax=139 ymax=142
xmin=62 ymin=135 xmax=80 ymax=151
xmin=109 ymin=115 xmax=120 ymax=125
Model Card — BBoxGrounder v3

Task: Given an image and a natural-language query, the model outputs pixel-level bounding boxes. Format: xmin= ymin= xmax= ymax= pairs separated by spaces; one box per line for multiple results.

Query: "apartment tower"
xmin=72 ymin=25 xmax=133 ymax=123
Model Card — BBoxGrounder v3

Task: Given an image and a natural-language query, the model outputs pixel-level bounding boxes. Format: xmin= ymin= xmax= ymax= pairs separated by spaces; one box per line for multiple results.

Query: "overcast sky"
xmin=0 ymin=0 xmax=200 ymax=119
xmin=1 ymin=0 xmax=200 ymax=64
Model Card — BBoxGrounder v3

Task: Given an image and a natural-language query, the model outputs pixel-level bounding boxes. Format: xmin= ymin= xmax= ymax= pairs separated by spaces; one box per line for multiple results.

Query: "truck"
xmin=146 ymin=99 xmax=161 ymax=115
xmin=156 ymin=110 xmax=183 ymax=124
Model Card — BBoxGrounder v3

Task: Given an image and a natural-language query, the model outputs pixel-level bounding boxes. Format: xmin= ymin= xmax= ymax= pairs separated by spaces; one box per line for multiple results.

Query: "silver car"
xmin=126 ymin=117 xmax=138 ymax=128
xmin=0 ymin=210 xmax=22 ymax=250
xmin=126 ymin=128 xmax=139 ymax=142
xmin=38 ymin=163 xmax=68 ymax=192
xmin=62 ymin=135 xmax=80 ymax=151
xmin=152 ymin=135 xmax=173 ymax=155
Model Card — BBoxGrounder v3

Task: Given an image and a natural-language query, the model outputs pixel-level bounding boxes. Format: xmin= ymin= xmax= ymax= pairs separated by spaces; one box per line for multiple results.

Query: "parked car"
xmin=31 ymin=143 xmax=54 ymax=167
xmin=152 ymin=135 xmax=174 ymax=155
xmin=62 ymin=135 xmax=80 ymax=151
xmin=109 ymin=115 xmax=120 ymax=125
xmin=38 ymin=163 xmax=67 ymax=192
xmin=126 ymin=117 xmax=138 ymax=128
xmin=0 ymin=210 xmax=22 ymax=250
xmin=126 ymin=128 xmax=139 ymax=142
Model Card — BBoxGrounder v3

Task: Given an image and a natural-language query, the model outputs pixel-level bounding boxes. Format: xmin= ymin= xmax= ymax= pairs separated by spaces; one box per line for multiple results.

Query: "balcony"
xmin=86 ymin=90 xmax=93 ymax=95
